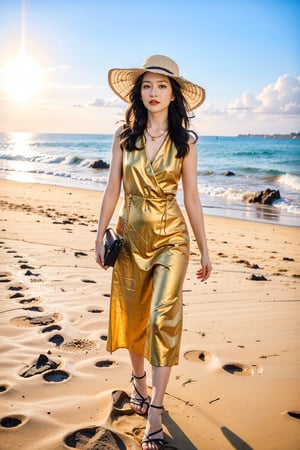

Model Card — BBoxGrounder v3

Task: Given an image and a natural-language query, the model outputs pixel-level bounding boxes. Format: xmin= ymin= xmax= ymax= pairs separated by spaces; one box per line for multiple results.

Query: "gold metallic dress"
xmin=107 ymin=135 xmax=190 ymax=366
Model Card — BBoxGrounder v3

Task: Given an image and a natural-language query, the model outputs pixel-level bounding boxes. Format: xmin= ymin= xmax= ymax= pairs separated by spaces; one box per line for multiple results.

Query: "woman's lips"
xmin=149 ymin=100 xmax=159 ymax=105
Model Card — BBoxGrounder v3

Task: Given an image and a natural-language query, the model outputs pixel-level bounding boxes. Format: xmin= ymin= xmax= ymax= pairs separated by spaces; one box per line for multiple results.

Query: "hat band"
xmin=144 ymin=65 xmax=175 ymax=76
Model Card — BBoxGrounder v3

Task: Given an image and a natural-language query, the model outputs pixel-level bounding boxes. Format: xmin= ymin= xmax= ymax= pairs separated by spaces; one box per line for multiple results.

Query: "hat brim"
xmin=108 ymin=68 xmax=205 ymax=110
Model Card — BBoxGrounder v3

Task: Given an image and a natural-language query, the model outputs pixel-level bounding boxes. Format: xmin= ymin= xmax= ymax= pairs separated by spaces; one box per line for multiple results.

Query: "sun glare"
xmin=2 ymin=55 xmax=43 ymax=102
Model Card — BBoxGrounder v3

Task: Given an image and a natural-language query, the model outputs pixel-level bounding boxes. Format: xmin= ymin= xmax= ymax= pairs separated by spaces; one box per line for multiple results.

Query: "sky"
xmin=0 ymin=0 xmax=299 ymax=136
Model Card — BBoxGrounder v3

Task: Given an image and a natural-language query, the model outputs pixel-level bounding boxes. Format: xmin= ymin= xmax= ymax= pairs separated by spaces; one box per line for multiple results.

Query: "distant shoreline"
xmin=237 ymin=132 xmax=300 ymax=140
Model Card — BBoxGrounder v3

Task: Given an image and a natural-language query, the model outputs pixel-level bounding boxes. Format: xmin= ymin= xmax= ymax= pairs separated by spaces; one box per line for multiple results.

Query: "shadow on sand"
xmin=162 ymin=411 xmax=198 ymax=450
xmin=221 ymin=426 xmax=253 ymax=450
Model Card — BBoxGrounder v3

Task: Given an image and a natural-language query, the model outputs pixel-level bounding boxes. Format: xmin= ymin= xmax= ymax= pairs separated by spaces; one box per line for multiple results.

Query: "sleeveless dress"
xmin=106 ymin=135 xmax=190 ymax=366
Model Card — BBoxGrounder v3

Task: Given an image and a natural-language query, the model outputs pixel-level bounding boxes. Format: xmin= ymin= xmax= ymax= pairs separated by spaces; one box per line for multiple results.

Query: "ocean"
xmin=0 ymin=132 xmax=299 ymax=226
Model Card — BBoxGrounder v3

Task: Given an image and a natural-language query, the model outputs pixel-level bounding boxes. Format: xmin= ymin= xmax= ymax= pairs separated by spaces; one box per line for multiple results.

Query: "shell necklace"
xmin=146 ymin=128 xmax=168 ymax=141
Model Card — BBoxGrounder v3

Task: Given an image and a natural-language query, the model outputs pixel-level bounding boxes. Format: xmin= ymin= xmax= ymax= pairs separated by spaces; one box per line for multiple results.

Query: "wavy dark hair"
xmin=119 ymin=73 xmax=197 ymax=158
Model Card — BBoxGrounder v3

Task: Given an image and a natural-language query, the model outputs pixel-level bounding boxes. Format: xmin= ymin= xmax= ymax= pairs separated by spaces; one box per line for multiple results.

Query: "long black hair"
xmin=119 ymin=73 xmax=197 ymax=158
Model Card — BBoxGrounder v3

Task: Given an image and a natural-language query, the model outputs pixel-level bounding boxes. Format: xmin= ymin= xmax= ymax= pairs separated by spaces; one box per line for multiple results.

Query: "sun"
xmin=2 ymin=54 xmax=43 ymax=102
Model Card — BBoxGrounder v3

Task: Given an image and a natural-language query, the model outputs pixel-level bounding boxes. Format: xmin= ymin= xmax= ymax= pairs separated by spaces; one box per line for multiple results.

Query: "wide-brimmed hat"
xmin=108 ymin=54 xmax=205 ymax=110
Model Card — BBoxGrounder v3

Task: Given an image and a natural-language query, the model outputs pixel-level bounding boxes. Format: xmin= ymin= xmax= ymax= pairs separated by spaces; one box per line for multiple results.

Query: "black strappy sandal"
xmin=142 ymin=404 xmax=165 ymax=449
xmin=130 ymin=371 xmax=150 ymax=416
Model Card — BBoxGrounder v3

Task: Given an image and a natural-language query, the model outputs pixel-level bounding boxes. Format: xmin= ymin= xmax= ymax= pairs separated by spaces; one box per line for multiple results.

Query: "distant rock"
xmin=223 ymin=171 xmax=235 ymax=176
xmin=247 ymin=274 xmax=268 ymax=281
xmin=237 ymin=133 xmax=300 ymax=140
xmin=89 ymin=159 xmax=110 ymax=169
xmin=248 ymin=188 xmax=281 ymax=205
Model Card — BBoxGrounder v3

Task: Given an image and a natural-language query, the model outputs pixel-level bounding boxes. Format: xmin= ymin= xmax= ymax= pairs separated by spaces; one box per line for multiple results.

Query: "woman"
xmin=95 ymin=54 xmax=212 ymax=450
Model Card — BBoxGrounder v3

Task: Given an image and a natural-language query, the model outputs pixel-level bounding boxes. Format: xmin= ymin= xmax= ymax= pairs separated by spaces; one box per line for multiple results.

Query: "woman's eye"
xmin=159 ymin=84 xmax=167 ymax=89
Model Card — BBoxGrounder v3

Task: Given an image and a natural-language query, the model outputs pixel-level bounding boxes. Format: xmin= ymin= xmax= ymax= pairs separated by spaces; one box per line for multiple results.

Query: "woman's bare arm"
xmin=95 ymin=127 xmax=123 ymax=267
xmin=182 ymin=139 xmax=212 ymax=281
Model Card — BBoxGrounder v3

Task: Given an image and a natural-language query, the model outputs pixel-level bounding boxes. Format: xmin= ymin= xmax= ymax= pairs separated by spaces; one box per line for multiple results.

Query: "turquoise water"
xmin=0 ymin=132 xmax=299 ymax=226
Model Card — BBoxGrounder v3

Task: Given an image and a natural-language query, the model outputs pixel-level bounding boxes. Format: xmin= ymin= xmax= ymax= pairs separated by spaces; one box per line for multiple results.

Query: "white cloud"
xmin=90 ymin=97 xmax=106 ymax=107
xmin=199 ymin=102 xmax=225 ymax=115
xmin=89 ymin=96 xmax=125 ymax=108
xmin=228 ymin=91 xmax=260 ymax=111
xmin=228 ymin=74 xmax=300 ymax=115
xmin=194 ymin=74 xmax=300 ymax=135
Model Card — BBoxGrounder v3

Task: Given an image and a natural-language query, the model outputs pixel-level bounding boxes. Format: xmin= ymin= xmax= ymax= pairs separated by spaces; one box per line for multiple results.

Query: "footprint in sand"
xmin=0 ymin=272 xmax=12 ymax=283
xmin=61 ymin=338 xmax=99 ymax=353
xmin=48 ymin=334 xmax=65 ymax=347
xmin=42 ymin=324 xmax=62 ymax=333
xmin=19 ymin=264 xmax=35 ymax=270
xmin=0 ymin=415 xmax=27 ymax=429
xmin=20 ymin=354 xmax=59 ymax=378
xmin=286 ymin=411 xmax=300 ymax=421
xmin=74 ymin=251 xmax=88 ymax=257
xmin=9 ymin=292 xmax=25 ymax=299
xmin=184 ymin=350 xmax=216 ymax=364
xmin=0 ymin=270 xmax=11 ymax=277
xmin=184 ymin=351 xmax=263 ymax=376
xmin=64 ymin=426 xmax=127 ymax=450
xmin=87 ymin=307 xmax=104 ymax=314
xmin=11 ymin=313 xmax=61 ymax=328
xmin=64 ymin=391 xmax=138 ymax=448
xmin=222 ymin=363 xmax=263 ymax=376
xmin=95 ymin=360 xmax=117 ymax=368
xmin=24 ymin=269 xmax=41 ymax=277
xmin=0 ymin=385 xmax=9 ymax=393
xmin=19 ymin=297 xmax=40 ymax=305
xmin=23 ymin=306 xmax=44 ymax=312
xmin=43 ymin=370 xmax=70 ymax=383
xmin=8 ymin=284 xmax=25 ymax=292
xmin=111 ymin=390 xmax=134 ymax=416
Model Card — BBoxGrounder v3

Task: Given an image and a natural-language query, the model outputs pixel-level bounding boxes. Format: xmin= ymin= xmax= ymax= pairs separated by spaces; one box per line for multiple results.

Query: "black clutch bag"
xmin=104 ymin=228 xmax=123 ymax=267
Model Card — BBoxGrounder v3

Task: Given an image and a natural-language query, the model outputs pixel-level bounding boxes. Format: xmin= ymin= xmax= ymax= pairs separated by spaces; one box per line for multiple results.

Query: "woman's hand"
xmin=95 ymin=242 xmax=109 ymax=270
xmin=196 ymin=255 xmax=212 ymax=282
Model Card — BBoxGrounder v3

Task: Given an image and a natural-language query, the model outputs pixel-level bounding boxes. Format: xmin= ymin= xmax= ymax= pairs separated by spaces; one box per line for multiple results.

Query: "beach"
xmin=0 ymin=178 xmax=299 ymax=450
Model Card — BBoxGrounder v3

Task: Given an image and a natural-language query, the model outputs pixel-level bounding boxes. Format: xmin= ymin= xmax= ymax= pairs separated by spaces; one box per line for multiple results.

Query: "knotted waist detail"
xmin=126 ymin=193 xmax=176 ymax=235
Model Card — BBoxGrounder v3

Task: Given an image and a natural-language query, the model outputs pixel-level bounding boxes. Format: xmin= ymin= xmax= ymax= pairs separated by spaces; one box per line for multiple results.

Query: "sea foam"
xmin=277 ymin=173 xmax=300 ymax=192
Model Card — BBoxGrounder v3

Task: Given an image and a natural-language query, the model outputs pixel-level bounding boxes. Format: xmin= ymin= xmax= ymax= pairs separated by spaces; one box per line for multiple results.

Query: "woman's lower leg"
xmin=129 ymin=351 xmax=149 ymax=414
xmin=142 ymin=365 xmax=171 ymax=449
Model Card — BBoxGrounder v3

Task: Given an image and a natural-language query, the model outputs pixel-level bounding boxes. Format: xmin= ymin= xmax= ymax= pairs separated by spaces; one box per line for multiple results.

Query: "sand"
xmin=0 ymin=179 xmax=299 ymax=450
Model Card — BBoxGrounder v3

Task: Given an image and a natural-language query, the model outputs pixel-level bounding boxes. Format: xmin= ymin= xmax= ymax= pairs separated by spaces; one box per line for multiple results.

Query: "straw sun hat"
xmin=108 ymin=54 xmax=205 ymax=111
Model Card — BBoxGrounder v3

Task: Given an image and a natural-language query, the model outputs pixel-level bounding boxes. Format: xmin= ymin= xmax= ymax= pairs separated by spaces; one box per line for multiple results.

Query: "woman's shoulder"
xmin=114 ymin=123 xmax=124 ymax=138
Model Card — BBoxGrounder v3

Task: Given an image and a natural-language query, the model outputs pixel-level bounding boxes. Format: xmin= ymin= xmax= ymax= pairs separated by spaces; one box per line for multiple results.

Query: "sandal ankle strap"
xmin=150 ymin=404 xmax=164 ymax=410
xmin=131 ymin=370 xmax=146 ymax=380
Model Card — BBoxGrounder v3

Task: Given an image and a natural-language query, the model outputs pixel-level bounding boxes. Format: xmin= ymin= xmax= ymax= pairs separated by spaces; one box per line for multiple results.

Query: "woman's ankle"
xmin=131 ymin=371 xmax=146 ymax=381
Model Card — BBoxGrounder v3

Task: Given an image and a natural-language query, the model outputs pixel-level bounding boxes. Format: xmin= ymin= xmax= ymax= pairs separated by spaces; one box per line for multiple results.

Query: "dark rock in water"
xmin=248 ymin=189 xmax=281 ymax=205
xmin=223 ymin=171 xmax=235 ymax=176
xmin=89 ymin=159 xmax=110 ymax=169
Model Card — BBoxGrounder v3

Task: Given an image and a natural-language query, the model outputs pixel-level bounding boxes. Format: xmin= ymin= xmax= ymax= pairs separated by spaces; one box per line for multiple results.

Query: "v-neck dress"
xmin=107 ymin=135 xmax=190 ymax=366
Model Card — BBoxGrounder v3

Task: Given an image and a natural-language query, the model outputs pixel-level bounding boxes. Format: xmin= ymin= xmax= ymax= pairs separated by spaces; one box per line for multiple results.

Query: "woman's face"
xmin=141 ymin=72 xmax=174 ymax=113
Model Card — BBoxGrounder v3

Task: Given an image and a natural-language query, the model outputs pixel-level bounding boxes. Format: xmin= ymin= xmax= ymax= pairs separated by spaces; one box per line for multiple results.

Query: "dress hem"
xmin=106 ymin=344 xmax=179 ymax=367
